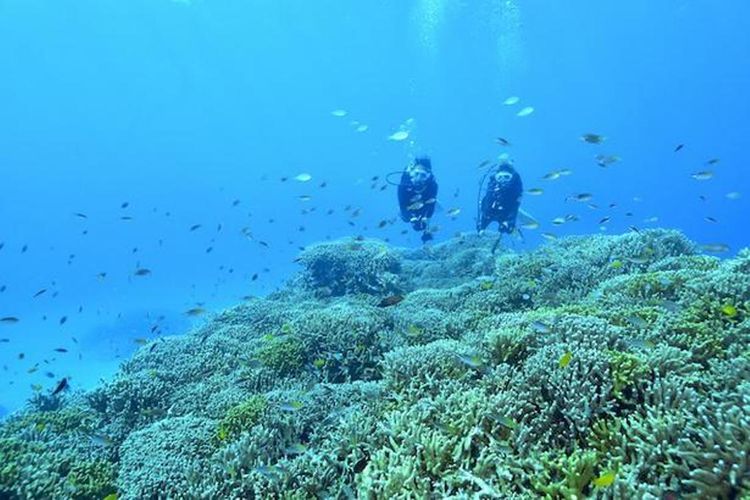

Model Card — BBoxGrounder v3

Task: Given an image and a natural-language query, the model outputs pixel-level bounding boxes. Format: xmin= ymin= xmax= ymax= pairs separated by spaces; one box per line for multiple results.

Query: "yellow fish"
xmin=610 ymin=260 xmax=623 ymax=269
xmin=721 ymin=304 xmax=738 ymax=318
xmin=479 ymin=281 xmax=494 ymax=291
xmin=593 ymin=471 xmax=616 ymax=487
xmin=312 ymin=358 xmax=326 ymax=369
xmin=558 ymin=351 xmax=572 ymax=368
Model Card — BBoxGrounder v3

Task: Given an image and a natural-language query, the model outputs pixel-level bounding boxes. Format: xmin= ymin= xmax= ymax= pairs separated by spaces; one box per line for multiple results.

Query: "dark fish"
xmin=185 ymin=307 xmax=206 ymax=317
xmin=53 ymin=348 xmax=68 ymax=353
xmin=232 ymin=199 xmax=241 ymax=206
xmin=120 ymin=216 xmax=133 ymax=221
xmin=581 ymin=133 xmax=606 ymax=144
xmin=21 ymin=245 xmax=28 ymax=253
xmin=190 ymin=224 xmax=202 ymax=231
xmin=377 ymin=295 xmax=405 ymax=307
xmin=258 ymin=241 xmax=269 ymax=248
xmin=1 ymin=317 xmax=19 ymax=324
xmin=33 ymin=289 xmax=47 ymax=298
xmin=206 ymin=247 xmax=213 ymax=253
xmin=378 ymin=220 xmax=388 ymax=229
xmin=74 ymin=212 xmax=88 ymax=219
xmin=251 ymin=274 xmax=258 ymax=281
xmin=495 ymin=137 xmax=511 ymax=146
xmin=51 ymin=377 xmax=69 ymax=396
xmin=121 ymin=202 xmax=129 ymax=209
xmin=674 ymin=144 xmax=684 ymax=152
xmin=59 ymin=316 xmax=67 ymax=325
xmin=0 ymin=338 xmax=9 ymax=343
xmin=134 ymin=268 xmax=152 ymax=276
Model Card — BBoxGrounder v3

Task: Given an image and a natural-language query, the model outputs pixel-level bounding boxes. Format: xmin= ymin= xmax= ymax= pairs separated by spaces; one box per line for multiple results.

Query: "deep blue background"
xmin=1 ymin=0 xmax=748 ymax=412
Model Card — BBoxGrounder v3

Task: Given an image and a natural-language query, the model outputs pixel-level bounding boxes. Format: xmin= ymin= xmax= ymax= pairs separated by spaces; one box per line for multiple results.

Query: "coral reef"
xmin=2 ymin=229 xmax=750 ymax=498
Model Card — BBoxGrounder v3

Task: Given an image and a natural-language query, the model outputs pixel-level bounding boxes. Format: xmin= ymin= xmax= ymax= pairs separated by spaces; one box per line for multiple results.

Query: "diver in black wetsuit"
xmin=398 ymin=157 xmax=438 ymax=243
xmin=477 ymin=159 xmax=523 ymax=252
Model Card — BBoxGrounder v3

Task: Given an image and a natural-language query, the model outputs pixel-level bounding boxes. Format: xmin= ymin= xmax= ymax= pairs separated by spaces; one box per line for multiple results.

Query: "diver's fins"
xmin=491 ymin=234 xmax=502 ymax=254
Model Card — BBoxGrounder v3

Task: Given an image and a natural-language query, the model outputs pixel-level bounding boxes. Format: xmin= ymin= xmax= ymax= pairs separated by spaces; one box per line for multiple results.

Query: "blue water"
xmin=1 ymin=0 xmax=748 ymax=413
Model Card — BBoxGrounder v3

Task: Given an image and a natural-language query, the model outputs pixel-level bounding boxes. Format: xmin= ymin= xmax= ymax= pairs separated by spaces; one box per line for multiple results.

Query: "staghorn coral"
xmin=117 ymin=415 xmax=216 ymax=499
xmin=381 ymin=339 xmax=478 ymax=396
xmin=288 ymin=302 xmax=395 ymax=382
xmin=255 ymin=332 xmax=306 ymax=375
xmin=608 ymin=349 xmax=651 ymax=400
xmin=216 ymin=394 xmax=268 ymax=442
xmin=0 ymin=402 xmax=116 ymax=499
xmin=295 ymin=238 xmax=402 ymax=297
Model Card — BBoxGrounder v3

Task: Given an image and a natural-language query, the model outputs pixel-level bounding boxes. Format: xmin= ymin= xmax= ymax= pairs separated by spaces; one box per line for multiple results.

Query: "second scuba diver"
xmin=397 ymin=156 xmax=438 ymax=243
xmin=477 ymin=158 xmax=523 ymax=252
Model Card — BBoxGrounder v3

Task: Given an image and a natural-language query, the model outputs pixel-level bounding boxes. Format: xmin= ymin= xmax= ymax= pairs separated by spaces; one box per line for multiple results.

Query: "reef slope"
xmin=2 ymin=230 xmax=749 ymax=499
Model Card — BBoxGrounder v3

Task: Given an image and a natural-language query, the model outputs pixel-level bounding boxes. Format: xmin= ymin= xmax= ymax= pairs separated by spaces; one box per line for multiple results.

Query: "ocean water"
xmin=0 ymin=1 xmax=749 ymax=496
xmin=0 ymin=0 xmax=746 ymax=410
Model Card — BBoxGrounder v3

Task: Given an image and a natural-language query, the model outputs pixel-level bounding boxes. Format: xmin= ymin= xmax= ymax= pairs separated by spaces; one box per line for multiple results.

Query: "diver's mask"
xmin=407 ymin=164 xmax=430 ymax=186
xmin=494 ymin=170 xmax=514 ymax=185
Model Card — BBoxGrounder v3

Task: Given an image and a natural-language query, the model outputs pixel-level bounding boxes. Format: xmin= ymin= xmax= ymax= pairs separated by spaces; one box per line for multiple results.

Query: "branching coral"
xmin=117 ymin=416 xmax=216 ymax=499
xmin=295 ymin=238 xmax=402 ymax=297
xmin=216 ymin=394 xmax=268 ymax=442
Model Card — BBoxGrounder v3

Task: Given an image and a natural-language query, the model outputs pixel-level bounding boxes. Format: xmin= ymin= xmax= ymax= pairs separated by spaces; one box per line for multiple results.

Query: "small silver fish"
xmin=691 ymin=171 xmax=714 ymax=181
xmin=530 ymin=321 xmax=551 ymax=334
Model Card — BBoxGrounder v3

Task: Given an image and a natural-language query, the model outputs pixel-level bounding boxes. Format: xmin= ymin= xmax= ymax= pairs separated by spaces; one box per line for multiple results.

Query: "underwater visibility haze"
xmin=1 ymin=0 xmax=750 ymax=497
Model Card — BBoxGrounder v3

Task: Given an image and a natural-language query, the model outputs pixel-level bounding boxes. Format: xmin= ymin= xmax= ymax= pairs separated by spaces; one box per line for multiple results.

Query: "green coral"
xmin=0 ymin=438 xmax=34 ymax=492
xmin=2 ymin=407 xmax=95 ymax=436
xmin=256 ymin=334 xmax=305 ymax=374
xmin=217 ymin=395 xmax=268 ymax=442
xmin=66 ymin=459 xmax=117 ymax=500
xmin=484 ymin=325 xmax=532 ymax=366
xmin=608 ymin=350 xmax=650 ymax=400
xmin=524 ymin=448 xmax=599 ymax=499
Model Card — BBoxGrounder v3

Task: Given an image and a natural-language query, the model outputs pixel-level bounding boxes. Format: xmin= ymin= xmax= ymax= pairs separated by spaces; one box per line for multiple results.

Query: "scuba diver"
xmin=397 ymin=156 xmax=438 ymax=243
xmin=477 ymin=158 xmax=523 ymax=253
